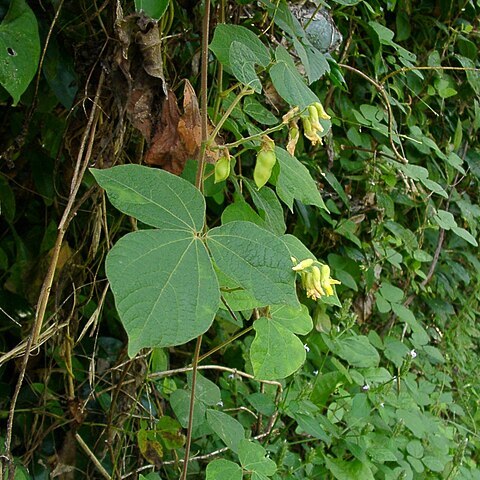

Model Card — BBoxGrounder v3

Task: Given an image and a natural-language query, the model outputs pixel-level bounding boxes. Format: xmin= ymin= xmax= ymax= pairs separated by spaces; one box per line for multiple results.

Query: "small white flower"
xmin=304 ymin=344 xmax=310 ymax=352
xmin=380 ymin=402 xmax=385 ymax=408
xmin=216 ymin=401 xmax=224 ymax=407
xmin=313 ymin=370 xmax=319 ymax=376
xmin=362 ymin=383 xmax=370 ymax=391
xmin=409 ymin=349 xmax=417 ymax=358
xmin=228 ymin=373 xmax=235 ymax=379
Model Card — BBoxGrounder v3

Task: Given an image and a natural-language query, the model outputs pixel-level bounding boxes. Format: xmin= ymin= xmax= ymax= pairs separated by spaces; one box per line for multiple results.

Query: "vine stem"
xmin=180 ymin=336 xmax=202 ymax=480
xmin=182 ymin=0 xmax=211 ymax=476
xmin=194 ymin=0 xmax=212 ymax=192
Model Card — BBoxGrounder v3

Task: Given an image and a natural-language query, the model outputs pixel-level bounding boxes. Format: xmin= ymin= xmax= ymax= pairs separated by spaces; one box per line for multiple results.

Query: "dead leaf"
xmin=177 ymin=80 xmax=202 ymax=158
xmin=145 ymin=80 xmax=221 ymax=174
xmin=145 ymin=90 xmax=187 ymax=174
xmin=113 ymin=5 xmax=167 ymax=142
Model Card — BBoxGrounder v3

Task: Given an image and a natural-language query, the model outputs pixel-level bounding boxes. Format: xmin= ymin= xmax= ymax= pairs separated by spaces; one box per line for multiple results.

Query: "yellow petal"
xmin=292 ymin=258 xmax=314 ymax=271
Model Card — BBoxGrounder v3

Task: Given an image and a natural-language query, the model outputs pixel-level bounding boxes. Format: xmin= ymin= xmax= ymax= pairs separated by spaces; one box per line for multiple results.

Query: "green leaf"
xmin=260 ymin=0 xmax=304 ymax=38
xmin=229 ymin=41 xmax=262 ymax=92
xmin=206 ymin=459 xmax=243 ymax=480
xmin=368 ymin=447 xmax=398 ymax=463
xmin=156 ymin=416 xmax=185 ymax=449
xmin=420 ymin=179 xmax=448 ymax=198
xmin=311 ymin=371 xmax=345 ymax=408
xmin=275 ymin=147 xmax=327 ymax=211
xmin=396 ymin=409 xmax=427 ymax=438
xmin=206 ymin=409 xmax=245 ymax=453
xmin=293 ymin=39 xmax=329 ymax=84
xmin=270 ymin=304 xmax=313 ymax=335
xmin=384 ymin=336 xmax=411 ymax=368
xmin=221 ymin=200 xmax=266 ymax=228
xmin=325 ymin=458 xmax=375 ymax=480
xmin=400 ymin=163 xmax=429 ymax=181
xmin=134 ymin=0 xmax=169 ymax=19
xmin=245 ymin=181 xmax=286 ymax=235
xmin=407 ymin=439 xmax=424 ymax=459
xmin=92 ymin=165 xmax=205 ymax=232
xmin=423 ymin=345 xmax=445 ymax=364
xmin=368 ymin=21 xmax=395 ymax=45
xmin=170 ymin=389 xmax=206 ymax=429
xmin=106 ymin=231 xmax=220 ymax=355
xmin=215 ymin=267 xmax=259 ymax=311
xmin=451 ymin=226 xmax=478 ymax=246
xmin=238 ymin=439 xmax=277 ymax=476
xmin=243 ymin=97 xmax=278 ymax=125
xmin=187 ymin=373 xmax=222 ymax=407
xmin=0 ymin=0 xmax=40 ymax=105
xmin=433 ymin=209 xmax=457 ymax=230
xmin=281 ymin=234 xmax=316 ymax=262
xmin=250 ymin=316 xmax=306 ymax=379
xmin=207 ymin=221 xmax=299 ymax=307
xmin=210 ymin=24 xmax=270 ymax=68
xmin=293 ymin=411 xmax=331 ymax=444
xmin=333 ymin=335 xmax=380 ymax=368
xmin=269 ymin=61 xmax=319 ymax=109
xmin=422 ymin=455 xmax=446 ymax=472
xmin=379 ymin=282 xmax=404 ymax=303
xmin=391 ymin=303 xmax=418 ymax=328
xmin=247 ymin=393 xmax=276 ymax=416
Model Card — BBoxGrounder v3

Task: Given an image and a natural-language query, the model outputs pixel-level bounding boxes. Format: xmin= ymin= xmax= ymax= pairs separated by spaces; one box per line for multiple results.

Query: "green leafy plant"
xmin=1 ymin=0 xmax=479 ymax=478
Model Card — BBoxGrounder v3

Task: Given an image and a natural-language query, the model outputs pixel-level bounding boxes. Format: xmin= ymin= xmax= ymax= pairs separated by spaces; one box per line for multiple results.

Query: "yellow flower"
xmin=292 ymin=259 xmax=341 ymax=299
xmin=292 ymin=258 xmax=314 ymax=271
xmin=314 ymin=101 xmax=331 ymax=121
xmin=319 ymin=264 xmax=341 ymax=296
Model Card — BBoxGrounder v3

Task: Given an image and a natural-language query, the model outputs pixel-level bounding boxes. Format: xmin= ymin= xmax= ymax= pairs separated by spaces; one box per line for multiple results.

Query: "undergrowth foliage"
xmin=0 ymin=0 xmax=479 ymax=478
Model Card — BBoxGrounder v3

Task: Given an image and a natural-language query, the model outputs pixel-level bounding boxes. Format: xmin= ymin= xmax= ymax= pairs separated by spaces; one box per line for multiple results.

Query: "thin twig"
xmin=75 ymin=433 xmax=111 ymax=480
xmin=197 ymin=325 xmax=253 ymax=363
xmin=380 ymin=65 xmax=480 ymax=84
xmin=2 ymin=72 xmax=105 ymax=478
xmin=163 ymin=429 xmax=279 ymax=466
xmin=194 ymin=0 xmax=212 ymax=191
xmin=182 ymin=1 xmax=211 ymax=476
xmin=33 ymin=72 xmax=104 ymax=346
xmin=180 ymin=336 xmax=202 ymax=480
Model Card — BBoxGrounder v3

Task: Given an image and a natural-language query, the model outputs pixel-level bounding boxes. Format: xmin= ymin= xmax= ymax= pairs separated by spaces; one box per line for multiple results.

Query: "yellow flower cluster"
xmin=292 ymin=257 xmax=340 ymax=300
xmin=302 ymin=102 xmax=331 ymax=146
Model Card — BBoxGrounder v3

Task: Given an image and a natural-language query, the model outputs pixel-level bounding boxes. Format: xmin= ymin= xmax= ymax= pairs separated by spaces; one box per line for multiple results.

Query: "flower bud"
xmin=315 ymin=102 xmax=331 ymax=120
xmin=292 ymin=258 xmax=314 ymax=271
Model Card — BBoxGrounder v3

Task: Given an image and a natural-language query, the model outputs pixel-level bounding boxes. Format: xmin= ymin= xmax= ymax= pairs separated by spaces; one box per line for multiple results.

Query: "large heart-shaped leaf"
xmin=92 ymin=165 xmax=205 ymax=231
xmin=106 ymin=230 xmax=219 ymax=356
xmin=207 ymin=221 xmax=298 ymax=308
xmin=93 ymin=165 xmax=220 ymax=356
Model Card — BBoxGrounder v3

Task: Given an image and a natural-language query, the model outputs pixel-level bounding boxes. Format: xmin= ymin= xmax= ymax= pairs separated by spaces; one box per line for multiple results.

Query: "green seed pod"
xmin=214 ymin=154 xmax=230 ymax=183
xmin=254 ymin=149 xmax=276 ymax=189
